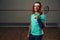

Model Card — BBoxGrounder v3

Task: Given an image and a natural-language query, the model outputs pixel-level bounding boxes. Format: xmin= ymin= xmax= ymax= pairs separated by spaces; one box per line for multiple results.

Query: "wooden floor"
xmin=0 ymin=27 xmax=60 ymax=40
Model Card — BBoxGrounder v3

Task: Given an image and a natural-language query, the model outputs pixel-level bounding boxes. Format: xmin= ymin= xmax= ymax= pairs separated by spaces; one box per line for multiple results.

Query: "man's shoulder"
xmin=31 ymin=14 xmax=35 ymax=17
xmin=41 ymin=14 xmax=46 ymax=17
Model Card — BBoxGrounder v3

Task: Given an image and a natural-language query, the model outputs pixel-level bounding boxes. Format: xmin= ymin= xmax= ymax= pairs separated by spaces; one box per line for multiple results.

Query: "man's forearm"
xmin=27 ymin=24 xmax=31 ymax=35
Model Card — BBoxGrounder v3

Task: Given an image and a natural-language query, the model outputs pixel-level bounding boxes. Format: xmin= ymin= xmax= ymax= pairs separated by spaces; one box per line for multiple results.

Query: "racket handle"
xmin=35 ymin=14 xmax=40 ymax=19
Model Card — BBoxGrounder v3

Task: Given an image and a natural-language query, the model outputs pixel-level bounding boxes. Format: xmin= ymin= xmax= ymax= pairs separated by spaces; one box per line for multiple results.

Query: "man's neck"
xmin=35 ymin=12 xmax=39 ymax=14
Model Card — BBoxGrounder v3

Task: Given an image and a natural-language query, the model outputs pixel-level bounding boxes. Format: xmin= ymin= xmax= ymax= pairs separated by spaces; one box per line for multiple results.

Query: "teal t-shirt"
xmin=30 ymin=13 xmax=46 ymax=36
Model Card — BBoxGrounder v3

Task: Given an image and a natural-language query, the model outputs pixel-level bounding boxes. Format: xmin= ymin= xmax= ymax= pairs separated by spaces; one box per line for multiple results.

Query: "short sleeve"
xmin=40 ymin=14 xmax=46 ymax=23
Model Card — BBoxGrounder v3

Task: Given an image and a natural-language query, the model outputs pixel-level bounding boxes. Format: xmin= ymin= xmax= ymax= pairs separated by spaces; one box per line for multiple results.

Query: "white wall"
xmin=0 ymin=0 xmax=60 ymax=27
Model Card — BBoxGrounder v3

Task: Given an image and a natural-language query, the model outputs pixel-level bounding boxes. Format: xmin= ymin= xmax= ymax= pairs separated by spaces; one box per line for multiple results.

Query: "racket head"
xmin=44 ymin=6 xmax=49 ymax=14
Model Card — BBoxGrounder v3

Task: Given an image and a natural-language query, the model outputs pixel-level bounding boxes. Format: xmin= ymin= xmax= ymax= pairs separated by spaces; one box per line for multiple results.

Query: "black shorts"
xmin=29 ymin=34 xmax=43 ymax=40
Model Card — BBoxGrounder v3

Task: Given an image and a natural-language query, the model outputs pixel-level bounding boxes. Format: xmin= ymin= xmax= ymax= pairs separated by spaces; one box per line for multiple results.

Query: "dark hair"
xmin=32 ymin=2 xmax=42 ymax=13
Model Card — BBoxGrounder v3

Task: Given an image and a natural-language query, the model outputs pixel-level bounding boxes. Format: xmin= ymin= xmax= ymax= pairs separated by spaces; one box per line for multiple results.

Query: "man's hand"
xmin=35 ymin=16 xmax=39 ymax=19
xmin=25 ymin=34 xmax=29 ymax=40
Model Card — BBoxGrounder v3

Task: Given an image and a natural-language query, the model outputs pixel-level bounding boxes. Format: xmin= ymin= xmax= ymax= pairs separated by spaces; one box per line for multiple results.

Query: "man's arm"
xmin=27 ymin=24 xmax=31 ymax=35
xmin=27 ymin=23 xmax=31 ymax=38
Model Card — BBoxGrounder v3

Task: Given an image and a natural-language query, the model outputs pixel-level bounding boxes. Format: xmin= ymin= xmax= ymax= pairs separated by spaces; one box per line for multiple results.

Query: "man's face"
xmin=34 ymin=3 xmax=40 ymax=12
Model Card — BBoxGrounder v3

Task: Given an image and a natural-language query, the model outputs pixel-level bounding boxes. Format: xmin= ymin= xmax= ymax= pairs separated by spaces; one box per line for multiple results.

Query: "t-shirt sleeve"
xmin=40 ymin=14 xmax=46 ymax=23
